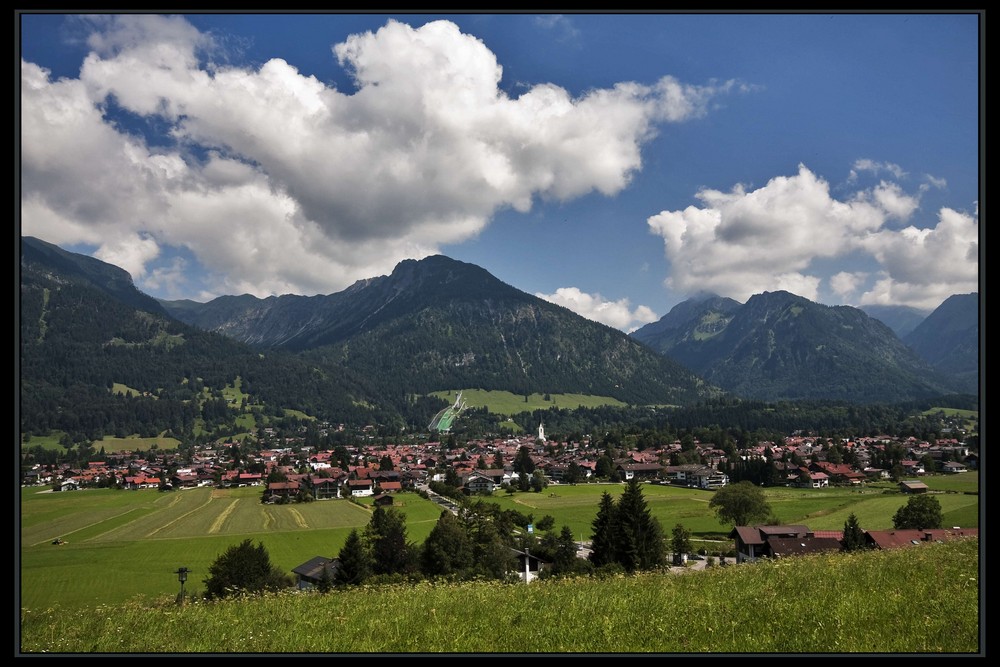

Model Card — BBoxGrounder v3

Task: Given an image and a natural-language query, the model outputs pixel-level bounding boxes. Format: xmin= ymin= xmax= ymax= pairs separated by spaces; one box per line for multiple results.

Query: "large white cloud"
xmin=647 ymin=164 xmax=978 ymax=309
xmin=20 ymin=16 xmax=740 ymax=299
xmin=857 ymin=206 xmax=979 ymax=310
xmin=536 ymin=287 xmax=658 ymax=332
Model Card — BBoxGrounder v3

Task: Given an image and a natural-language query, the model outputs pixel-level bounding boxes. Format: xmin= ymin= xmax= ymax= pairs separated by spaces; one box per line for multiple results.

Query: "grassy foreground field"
xmin=19 ymin=538 xmax=980 ymax=654
xmin=19 ymin=473 xmax=979 ymax=612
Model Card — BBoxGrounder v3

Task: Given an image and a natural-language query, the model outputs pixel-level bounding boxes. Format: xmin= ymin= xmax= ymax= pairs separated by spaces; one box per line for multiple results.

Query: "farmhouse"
xmin=291 ymin=556 xmax=339 ymax=590
xmin=662 ymin=464 xmax=729 ymax=488
xmin=729 ymin=525 xmax=812 ymax=563
xmin=347 ymin=479 xmax=374 ymax=497
xmin=616 ymin=462 xmax=662 ymax=481
xmin=865 ymin=527 xmax=978 ymax=550
xmin=464 ymin=472 xmax=498 ymax=494
xmin=899 ymin=480 xmax=929 ymax=494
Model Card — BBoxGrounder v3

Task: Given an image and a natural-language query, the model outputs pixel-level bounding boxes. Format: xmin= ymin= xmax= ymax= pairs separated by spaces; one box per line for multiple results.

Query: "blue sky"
xmin=18 ymin=12 xmax=981 ymax=331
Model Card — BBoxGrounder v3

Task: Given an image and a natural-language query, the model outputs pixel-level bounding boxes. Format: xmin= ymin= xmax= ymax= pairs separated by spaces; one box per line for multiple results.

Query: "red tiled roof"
xmin=865 ymin=530 xmax=926 ymax=549
xmin=812 ymin=530 xmax=844 ymax=540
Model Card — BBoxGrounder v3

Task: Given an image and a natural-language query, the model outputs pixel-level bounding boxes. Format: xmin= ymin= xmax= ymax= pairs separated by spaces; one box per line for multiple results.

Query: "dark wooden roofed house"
xmin=864 ymin=529 xmax=928 ymax=550
xmin=899 ymin=480 xmax=929 ymax=494
xmin=265 ymin=480 xmax=300 ymax=502
xmin=171 ymin=473 xmax=199 ymax=488
xmin=310 ymin=476 xmax=341 ymax=500
xmin=347 ymin=479 xmax=374 ymax=497
xmin=291 ymin=556 xmax=339 ymax=590
xmin=616 ymin=462 xmax=663 ymax=481
xmin=730 ymin=526 xmax=766 ymax=563
xmin=768 ymin=536 xmax=843 ymax=558
xmin=730 ymin=525 xmax=812 ymax=563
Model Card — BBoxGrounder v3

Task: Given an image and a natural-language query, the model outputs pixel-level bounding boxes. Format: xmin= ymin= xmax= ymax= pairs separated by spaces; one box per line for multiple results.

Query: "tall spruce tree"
xmin=615 ymin=479 xmax=666 ymax=571
xmin=842 ymin=513 xmax=867 ymax=551
xmin=589 ymin=491 xmax=619 ymax=568
xmin=366 ymin=506 xmax=415 ymax=576
xmin=334 ymin=528 xmax=372 ymax=587
xmin=421 ymin=510 xmax=474 ymax=578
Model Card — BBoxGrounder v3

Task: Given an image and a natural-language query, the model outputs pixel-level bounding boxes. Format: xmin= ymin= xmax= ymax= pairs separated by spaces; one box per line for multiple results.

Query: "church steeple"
xmin=538 ymin=421 xmax=545 ymax=442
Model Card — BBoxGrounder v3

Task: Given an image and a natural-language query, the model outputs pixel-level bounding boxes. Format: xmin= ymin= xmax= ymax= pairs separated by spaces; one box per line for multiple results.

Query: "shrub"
xmin=203 ymin=539 xmax=292 ymax=600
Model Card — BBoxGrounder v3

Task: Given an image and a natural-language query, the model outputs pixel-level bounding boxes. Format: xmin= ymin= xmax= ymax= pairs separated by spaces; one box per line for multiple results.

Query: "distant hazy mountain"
xmin=859 ymin=304 xmax=931 ymax=339
xmin=903 ymin=293 xmax=979 ymax=392
xmin=162 ymin=255 xmax=719 ymax=406
xmin=631 ymin=290 xmax=966 ymax=403
xmin=631 ymin=293 xmax=742 ymax=356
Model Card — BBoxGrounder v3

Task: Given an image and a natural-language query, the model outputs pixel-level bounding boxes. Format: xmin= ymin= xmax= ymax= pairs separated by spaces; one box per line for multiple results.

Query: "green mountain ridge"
xmin=19 ymin=238 xmax=720 ymax=444
xmin=903 ymin=293 xmax=979 ymax=387
xmin=162 ymin=254 xmax=719 ymax=406
xmin=631 ymin=290 xmax=970 ymax=403
xmin=19 ymin=237 xmax=389 ymax=440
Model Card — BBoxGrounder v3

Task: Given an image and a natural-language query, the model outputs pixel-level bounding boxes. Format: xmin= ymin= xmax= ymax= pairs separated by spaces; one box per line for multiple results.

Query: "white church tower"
xmin=537 ymin=421 xmax=546 ymax=442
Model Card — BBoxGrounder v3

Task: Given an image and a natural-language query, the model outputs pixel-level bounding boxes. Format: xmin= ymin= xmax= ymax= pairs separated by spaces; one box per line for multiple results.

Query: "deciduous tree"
xmin=671 ymin=523 xmax=693 ymax=558
xmin=203 ymin=538 xmax=290 ymax=599
xmin=421 ymin=510 xmax=474 ymax=578
xmin=892 ymin=494 xmax=943 ymax=530
xmin=708 ymin=481 xmax=772 ymax=527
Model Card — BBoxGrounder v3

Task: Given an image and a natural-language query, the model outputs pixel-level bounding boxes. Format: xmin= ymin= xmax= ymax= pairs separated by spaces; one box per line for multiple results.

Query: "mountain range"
xmin=158 ymin=253 xmax=716 ymax=406
xmin=630 ymin=290 xmax=977 ymax=402
xmin=19 ymin=235 xmax=978 ymax=441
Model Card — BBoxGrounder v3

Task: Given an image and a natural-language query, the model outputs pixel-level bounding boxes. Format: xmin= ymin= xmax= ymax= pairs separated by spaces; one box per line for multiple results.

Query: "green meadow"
xmin=429 ymin=389 xmax=626 ymax=416
xmin=20 ymin=472 xmax=978 ymax=612
xmin=19 ymin=486 xmax=443 ymax=611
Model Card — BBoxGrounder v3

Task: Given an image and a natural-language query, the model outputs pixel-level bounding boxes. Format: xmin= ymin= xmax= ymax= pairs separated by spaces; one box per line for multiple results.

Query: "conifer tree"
xmin=366 ymin=506 xmax=415 ymax=576
xmin=421 ymin=510 xmax=474 ymax=578
xmin=616 ymin=479 xmax=665 ymax=571
xmin=334 ymin=528 xmax=372 ymax=587
xmin=842 ymin=513 xmax=867 ymax=551
xmin=589 ymin=491 xmax=619 ymax=568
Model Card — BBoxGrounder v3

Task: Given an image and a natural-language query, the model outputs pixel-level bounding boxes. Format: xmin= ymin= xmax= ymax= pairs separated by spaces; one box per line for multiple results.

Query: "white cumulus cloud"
xmin=20 ymin=16 xmax=744 ymax=300
xmin=536 ymin=287 xmax=658 ymax=332
xmin=857 ymin=206 xmax=979 ymax=310
xmin=647 ymin=164 xmax=884 ymax=302
xmin=829 ymin=271 xmax=868 ymax=300
xmin=848 ymin=158 xmax=907 ymax=182
xmin=647 ymin=164 xmax=977 ymax=310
